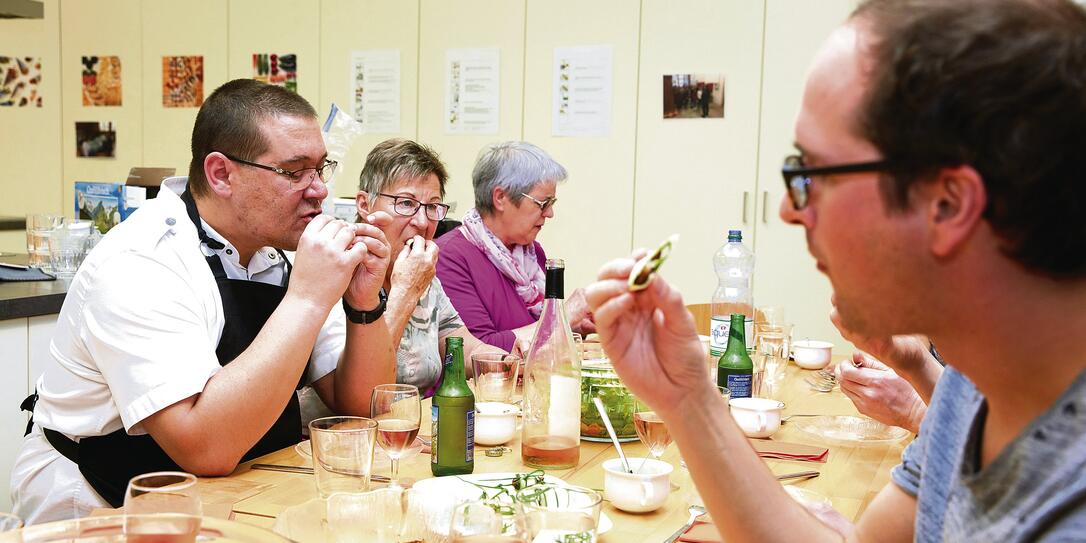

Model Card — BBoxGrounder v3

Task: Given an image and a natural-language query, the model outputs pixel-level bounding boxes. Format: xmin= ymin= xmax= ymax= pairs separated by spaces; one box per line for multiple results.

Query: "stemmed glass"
xmin=124 ymin=471 xmax=202 ymax=540
xmin=633 ymin=400 xmax=672 ymax=465
xmin=448 ymin=499 xmax=530 ymax=542
xmin=370 ymin=384 xmax=421 ymax=489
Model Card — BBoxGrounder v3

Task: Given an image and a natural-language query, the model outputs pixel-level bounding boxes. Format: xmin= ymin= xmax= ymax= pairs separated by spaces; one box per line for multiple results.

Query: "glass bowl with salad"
xmin=580 ymin=361 xmax=639 ymax=442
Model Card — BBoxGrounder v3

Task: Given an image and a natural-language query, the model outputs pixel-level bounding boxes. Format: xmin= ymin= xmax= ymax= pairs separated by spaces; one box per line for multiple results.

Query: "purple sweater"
xmin=435 ymin=227 xmax=545 ymax=351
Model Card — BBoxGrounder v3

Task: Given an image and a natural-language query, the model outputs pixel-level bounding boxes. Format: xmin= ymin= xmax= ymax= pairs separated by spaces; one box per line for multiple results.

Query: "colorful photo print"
xmin=75 ymin=121 xmax=116 ymax=158
xmin=81 ymin=55 xmax=122 ymax=107
xmin=253 ymin=53 xmax=297 ymax=93
xmin=0 ymin=56 xmax=43 ymax=107
xmin=663 ymin=73 xmax=725 ymax=119
xmin=162 ymin=55 xmax=204 ymax=107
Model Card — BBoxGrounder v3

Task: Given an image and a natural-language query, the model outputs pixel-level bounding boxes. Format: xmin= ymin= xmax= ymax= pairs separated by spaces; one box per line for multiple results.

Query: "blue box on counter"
xmin=74 ymin=182 xmax=147 ymax=233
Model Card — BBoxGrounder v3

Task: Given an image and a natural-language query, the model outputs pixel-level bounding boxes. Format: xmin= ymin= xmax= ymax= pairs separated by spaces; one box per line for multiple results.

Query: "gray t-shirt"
xmin=396 ymin=276 xmax=464 ymax=391
xmin=892 ymin=366 xmax=1086 ymax=541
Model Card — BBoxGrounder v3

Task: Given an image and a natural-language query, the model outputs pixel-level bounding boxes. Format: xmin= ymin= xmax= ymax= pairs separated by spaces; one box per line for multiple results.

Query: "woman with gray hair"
xmin=351 ymin=138 xmax=511 ymax=397
xmin=435 ymin=141 xmax=595 ymax=352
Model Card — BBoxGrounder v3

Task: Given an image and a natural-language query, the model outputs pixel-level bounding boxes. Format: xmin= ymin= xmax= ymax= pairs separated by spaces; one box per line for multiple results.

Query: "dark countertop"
xmin=0 ymin=215 xmax=27 ymax=231
xmin=0 ymin=254 xmax=68 ymax=320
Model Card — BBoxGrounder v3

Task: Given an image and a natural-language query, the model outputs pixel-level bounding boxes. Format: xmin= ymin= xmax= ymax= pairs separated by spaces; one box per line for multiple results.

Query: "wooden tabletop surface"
xmin=198 ymin=358 xmax=910 ymax=541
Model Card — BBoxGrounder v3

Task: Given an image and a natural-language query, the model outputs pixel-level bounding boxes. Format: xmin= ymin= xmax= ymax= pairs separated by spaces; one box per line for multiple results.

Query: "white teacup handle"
xmin=640 ymin=480 xmax=653 ymax=506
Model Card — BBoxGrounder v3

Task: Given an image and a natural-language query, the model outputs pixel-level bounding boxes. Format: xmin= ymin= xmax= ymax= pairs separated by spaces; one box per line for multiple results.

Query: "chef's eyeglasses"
xmin=378 ymin=193 xmax=451 ymax=221
xmin=520 ymin=193 xmax=558 ymax=212
xmin=218 ymin=152 xmax=338 ymax=191
xmin=781 ymin=154 xmax=889 ymax=210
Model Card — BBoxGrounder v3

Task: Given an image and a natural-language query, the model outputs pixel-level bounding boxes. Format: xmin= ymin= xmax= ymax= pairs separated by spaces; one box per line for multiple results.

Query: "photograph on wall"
xmin=81 ymin=55 xmax=122 ymax=106
xmin=253 ymin=53 xmax=297 ymax=93
xmin=350 ymin=49 xmax=400 ymax=133
xmin=75 ymin=121 xmax=116 ymax=158
xmin=162 ymin=55 xmax=204 ymax=108
xmin=663 ymin=74 xmax=725 ymax=119
xmin=0 ymin=56 xmax=43 ymax=107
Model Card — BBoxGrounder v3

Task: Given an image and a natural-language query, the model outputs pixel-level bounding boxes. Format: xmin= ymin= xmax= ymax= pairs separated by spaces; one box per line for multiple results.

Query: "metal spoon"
xmin=664 ymin=504 xmax=707 ymax=543
xmin=592 ymin=396 xmax=633 ymax=474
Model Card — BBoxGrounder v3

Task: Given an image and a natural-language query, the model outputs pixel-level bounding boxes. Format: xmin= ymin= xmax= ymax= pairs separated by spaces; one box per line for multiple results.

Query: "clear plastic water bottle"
xmin=710 ymin=230 xmax=754 ymax=356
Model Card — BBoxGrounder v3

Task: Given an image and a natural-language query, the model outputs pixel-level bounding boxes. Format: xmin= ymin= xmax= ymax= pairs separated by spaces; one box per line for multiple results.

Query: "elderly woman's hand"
xmin=390 ymin=235 xmax=438 ymax=299
xmin=566 ymin=287 xmax=596 ymax=334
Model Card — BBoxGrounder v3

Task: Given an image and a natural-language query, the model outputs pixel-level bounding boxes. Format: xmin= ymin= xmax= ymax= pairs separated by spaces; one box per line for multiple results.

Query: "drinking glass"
xmin=25 ymin=213 xmax=64 ymax=270
xmin=370 ymin=384 xmax=421 ymax=489
xmin=756 ymin=323 xmax=791 ymax=384
xmin=326 ymin=487 xmax=404 ymax=543
xmin=123 ymin=471 xmax=202 ymax=542
xmin=448 ymin=499 xmax=530 ymax=542
xmin=0 ymin=512 xmax=22 ymax=532
xmin=309 ymin=416 xmax=379 ymax=498
xmin=633 ymin=400 xmax=671 ymax=462
xmin=471 ymin=353 xmax=521 ymax=404
xmin=47 ymin=221 xmax=93 ymax=278
xmin=516 ymin=484 xmax=602 ymax=542
xmin=579 ymin=338 xmax=606 ymax=365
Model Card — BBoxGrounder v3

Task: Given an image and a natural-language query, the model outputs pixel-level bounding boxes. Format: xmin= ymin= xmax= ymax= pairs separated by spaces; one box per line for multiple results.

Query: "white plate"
xmin=791 ymin=415 xmax=910 ymax=445
xmin=412 ymin=473 xmax=613 ymax=535
xmin=783 ymin=485 xmax=831 ymax=507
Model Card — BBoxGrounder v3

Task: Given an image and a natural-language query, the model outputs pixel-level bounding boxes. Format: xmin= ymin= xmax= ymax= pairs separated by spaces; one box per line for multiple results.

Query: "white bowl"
xmin=602 ymin=457 xmax=672 ymax=513
xmin=792 ymin=340 xmax=833 ymax=370
xmin=728 ymin=397 xmax=784 ymax=438
xmin=474 ymin=402 xmax=518 ymax=445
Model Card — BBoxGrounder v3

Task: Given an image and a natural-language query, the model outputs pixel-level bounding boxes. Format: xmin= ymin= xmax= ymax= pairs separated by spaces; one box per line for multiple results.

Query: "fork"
xmin=806 ymin=368 xmax=837 ymax=392
xmin=663 ymin=504 xmax=707 ymax=543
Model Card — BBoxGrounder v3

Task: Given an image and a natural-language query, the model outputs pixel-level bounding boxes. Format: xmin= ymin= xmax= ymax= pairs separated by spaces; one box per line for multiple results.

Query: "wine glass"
xmin=633 ymin=400 xmax=672 ymax=465
xmin=370 ymin=383 xmax=421 ymax=489
xmin=124 ymin=471 xmax=202 ymax=541
xmin=448 ymin=499 xmax=530 ymax=542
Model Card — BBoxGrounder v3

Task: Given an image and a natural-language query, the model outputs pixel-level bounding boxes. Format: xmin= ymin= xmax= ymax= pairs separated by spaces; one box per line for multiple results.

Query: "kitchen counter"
xmin=0 ymin=254 xmax=67 ymax=320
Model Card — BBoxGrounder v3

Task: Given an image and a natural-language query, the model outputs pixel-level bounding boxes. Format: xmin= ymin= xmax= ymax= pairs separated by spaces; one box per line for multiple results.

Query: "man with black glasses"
xmin=13 ymin=79 xmax=397 ymax=523
xmin=585 ymin=0 xmax=1086 ymax=541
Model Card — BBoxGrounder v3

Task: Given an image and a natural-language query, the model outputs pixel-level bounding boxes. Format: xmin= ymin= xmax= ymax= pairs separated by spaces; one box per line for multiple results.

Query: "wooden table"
xmin=198 ymin=359 xmax=910 ymax=541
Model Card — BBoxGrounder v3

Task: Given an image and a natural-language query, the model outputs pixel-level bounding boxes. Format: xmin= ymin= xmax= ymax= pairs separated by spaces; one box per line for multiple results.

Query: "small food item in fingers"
xmin=628 ymin=234 xmax=678 ymax=292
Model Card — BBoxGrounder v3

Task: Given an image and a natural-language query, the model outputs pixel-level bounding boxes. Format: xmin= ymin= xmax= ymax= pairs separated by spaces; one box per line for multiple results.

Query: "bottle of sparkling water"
xmin=710 ymin=230 xmax=754 ymax=356
xmin=521 ymin=259 xmax=581 ymax=470
xmin=717 ymin=313 xmax=754 ymax=398
xmin=432 ymin=336 xmax=474 ymax=476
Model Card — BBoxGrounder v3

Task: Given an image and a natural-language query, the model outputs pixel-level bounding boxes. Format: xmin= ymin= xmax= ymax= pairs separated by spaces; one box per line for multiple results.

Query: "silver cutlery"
xmin=776 ymin=470 xmax=819 ymax=482
xmin=664 ymin=504 xmax=707 ymax=543
xmin=251 ymin=463 xmax=391 ymax=483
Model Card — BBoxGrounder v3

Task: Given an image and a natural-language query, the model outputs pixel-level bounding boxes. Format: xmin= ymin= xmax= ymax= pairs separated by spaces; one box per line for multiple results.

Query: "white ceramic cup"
xmin=474 ymin=401 xmax=518 ymax=446
xmin=728 ymin=397 xmax=785 ymax=438
xmin=792 ymin=340 xmax=834 ymax=369
xmin=602 ymin=457 xmax=672 ymax=513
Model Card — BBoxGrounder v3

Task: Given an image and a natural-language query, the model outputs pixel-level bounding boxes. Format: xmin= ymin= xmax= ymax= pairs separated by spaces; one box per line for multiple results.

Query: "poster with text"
xmin=552 ymin=46 xmax=613 ymax=137
xmin=350 ymin=50 xmax=400 ymax=133
xmin=444 ymin=48 xmax=500 ymax=135
xmin=75 ymin=122 xmax=116 ymax=158
xmin=0 ymin=56 xmax=42 ymax=107
xmin=162 ymin=56 xmax=204 ymax=107
xmin=253 ymin=53 xmax=297 ymax=93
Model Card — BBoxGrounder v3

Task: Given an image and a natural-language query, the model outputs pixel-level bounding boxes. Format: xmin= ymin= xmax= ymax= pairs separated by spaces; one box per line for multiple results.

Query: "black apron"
xmin=26 ymin=189 xmax=308 ymax=507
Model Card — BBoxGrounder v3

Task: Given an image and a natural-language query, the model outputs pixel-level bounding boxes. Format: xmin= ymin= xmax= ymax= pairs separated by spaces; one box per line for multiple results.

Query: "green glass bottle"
xmin=432 ymin=336 xmax=475 ymax=476
xmin=717 ymin=313 xmax=754 ymax=398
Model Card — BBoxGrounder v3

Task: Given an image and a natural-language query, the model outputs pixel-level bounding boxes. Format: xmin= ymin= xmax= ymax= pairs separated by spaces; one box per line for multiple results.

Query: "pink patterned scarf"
xmin=460 ymin=208 xmax=545 ymax=317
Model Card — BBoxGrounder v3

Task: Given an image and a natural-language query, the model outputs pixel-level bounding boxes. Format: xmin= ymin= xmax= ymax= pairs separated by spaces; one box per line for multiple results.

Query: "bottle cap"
xmin=727 ymin=229 xmax=742 ymax=242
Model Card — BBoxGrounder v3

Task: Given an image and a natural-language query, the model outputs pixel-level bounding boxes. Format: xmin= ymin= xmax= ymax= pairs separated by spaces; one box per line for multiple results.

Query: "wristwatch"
xmin=342 ymin=288 xmax=387 ymax=324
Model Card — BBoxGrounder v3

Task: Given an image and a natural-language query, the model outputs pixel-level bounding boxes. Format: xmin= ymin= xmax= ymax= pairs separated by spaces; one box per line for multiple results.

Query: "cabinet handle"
xmin=762 ymin=190 xmax=769 ymax=223
xmin=742 ymin=191 xmax=749 ymax=224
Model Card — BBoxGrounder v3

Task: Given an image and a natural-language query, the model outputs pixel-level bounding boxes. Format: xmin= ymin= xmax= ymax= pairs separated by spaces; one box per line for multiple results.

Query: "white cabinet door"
xmin=0 ymin=319 xmax=29 ymax=513
xmin=633 ymin=0 xmax=766 ymax=305
xmin=751 ymin=0 xmax=857 ymax=346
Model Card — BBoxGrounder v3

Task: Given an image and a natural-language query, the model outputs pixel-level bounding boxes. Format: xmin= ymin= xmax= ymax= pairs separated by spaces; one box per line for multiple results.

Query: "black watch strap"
xmin=342 ymin=288 xmax=387 ymax=324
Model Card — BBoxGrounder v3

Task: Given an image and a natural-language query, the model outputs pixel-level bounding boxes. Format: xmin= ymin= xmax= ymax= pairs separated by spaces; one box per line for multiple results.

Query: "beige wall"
xmin=0 ymin=0 xmax=864 ymax=350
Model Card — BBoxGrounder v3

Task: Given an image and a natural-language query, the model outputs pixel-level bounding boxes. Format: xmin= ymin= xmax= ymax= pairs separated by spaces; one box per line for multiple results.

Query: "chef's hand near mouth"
xmin=288 ymin=215 xmax=378 ymax=311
